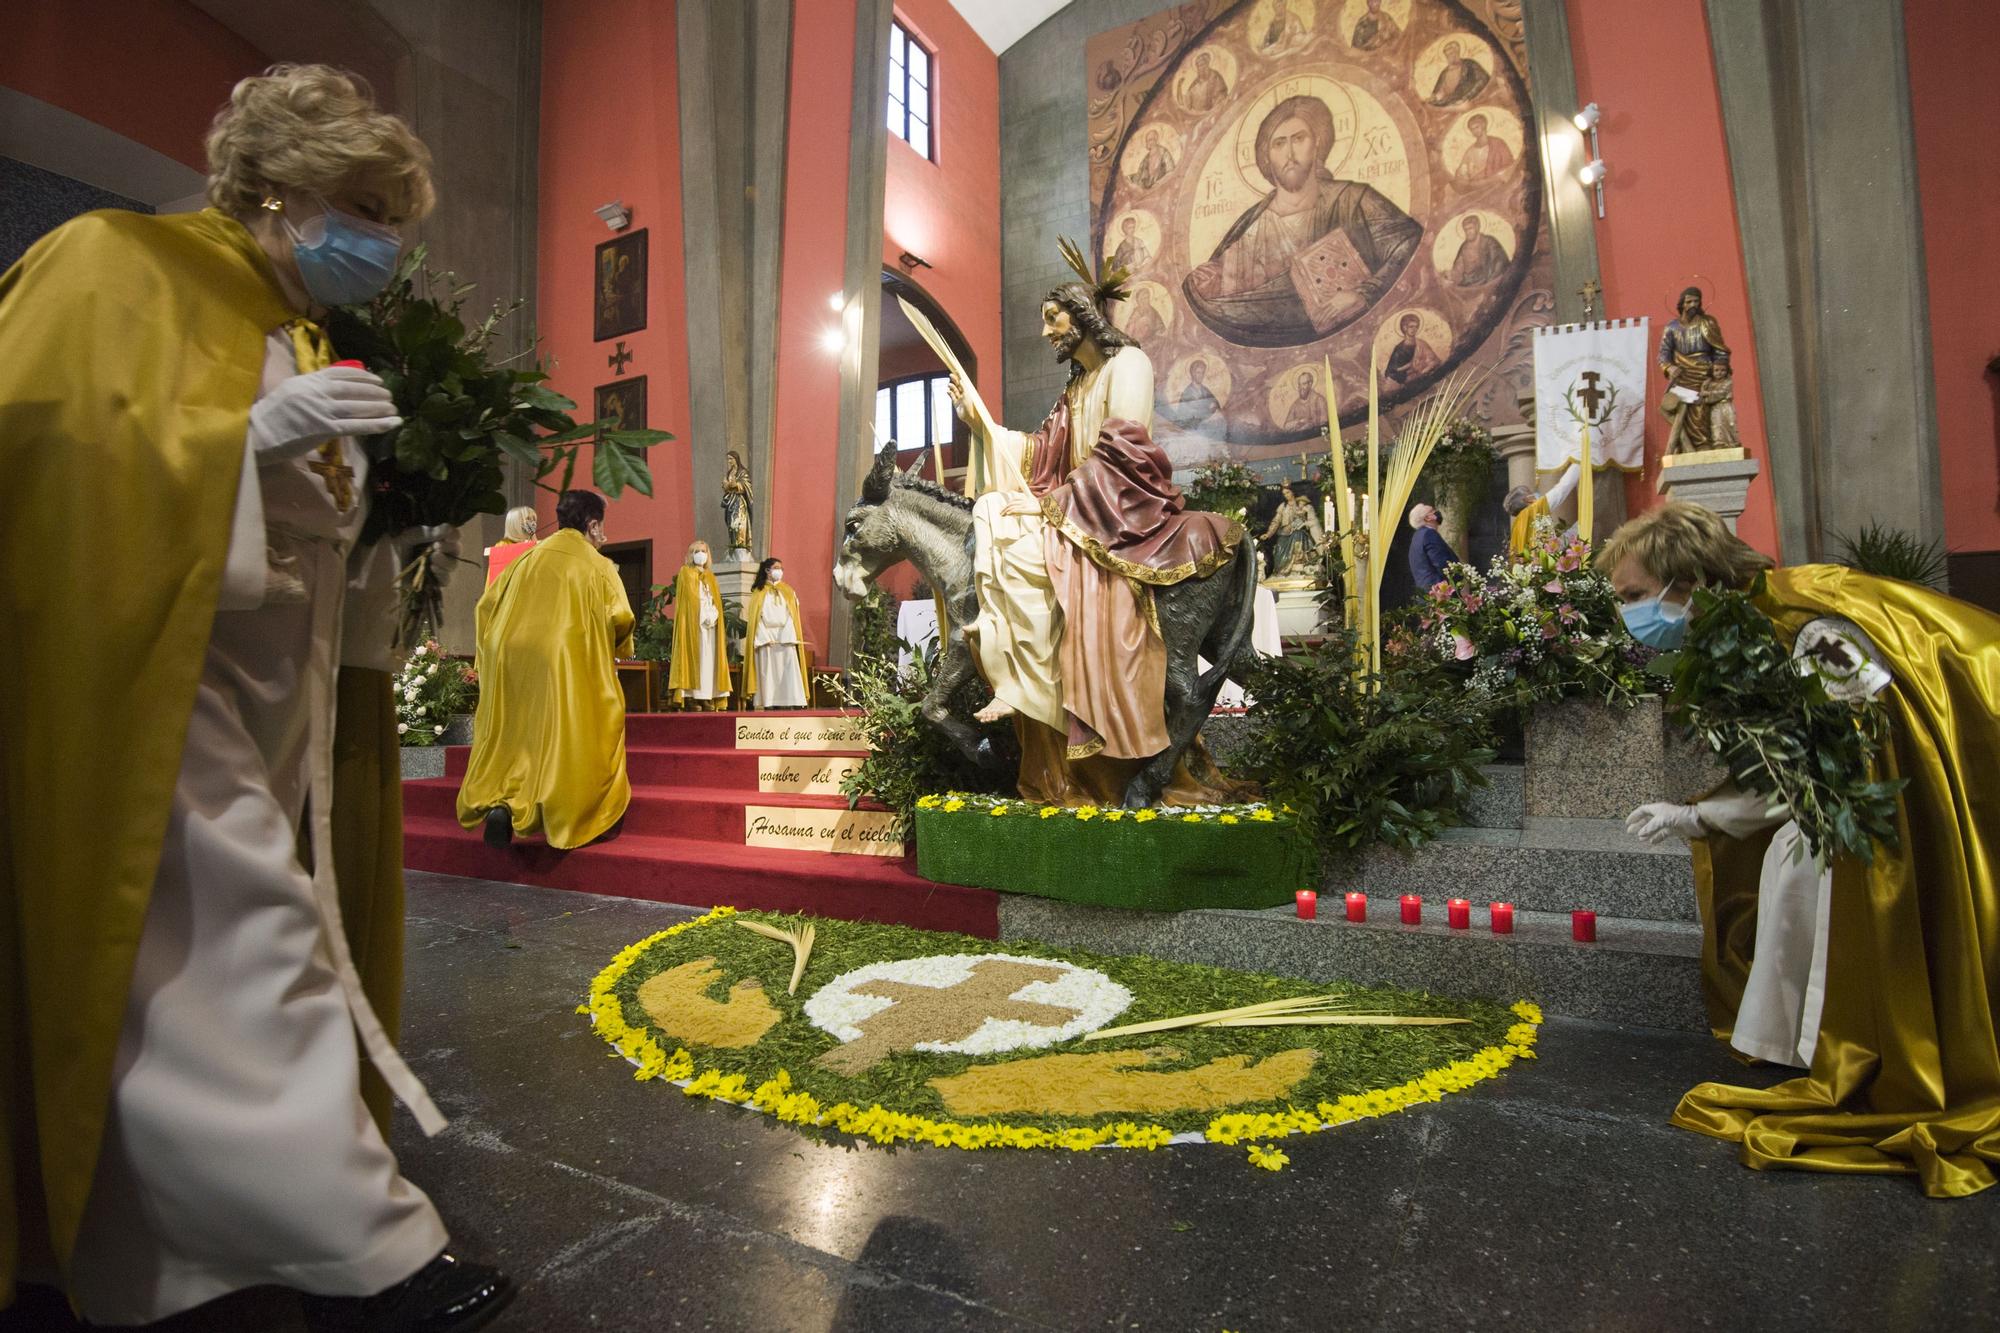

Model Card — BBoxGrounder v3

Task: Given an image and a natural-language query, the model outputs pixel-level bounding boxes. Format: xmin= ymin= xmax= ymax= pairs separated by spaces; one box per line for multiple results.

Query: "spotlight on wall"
xmin=819 ymin=326 xmax=847 ymax=354
xmin=897 ymin=251 xmax=933 ymax=272
xmin=1572 ymin=103 xmax=1606 ymax=219
xmin=828 ymin=292 xmax=846 ymax=312
xmin=593 ymin=200 xmax=632 ymax=232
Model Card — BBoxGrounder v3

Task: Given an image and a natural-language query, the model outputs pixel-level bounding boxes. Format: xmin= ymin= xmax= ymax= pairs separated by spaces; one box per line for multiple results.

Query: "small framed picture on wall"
xmin=594 ymin=228 xmax=648 ymax=342
xmin=594 ymin=376 xmax=647 ymax=437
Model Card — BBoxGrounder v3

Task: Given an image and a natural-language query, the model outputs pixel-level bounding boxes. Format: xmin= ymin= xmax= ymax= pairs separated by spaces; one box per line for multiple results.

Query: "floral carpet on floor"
xmin=582 ymin=907 xmax=1541 ymax=1169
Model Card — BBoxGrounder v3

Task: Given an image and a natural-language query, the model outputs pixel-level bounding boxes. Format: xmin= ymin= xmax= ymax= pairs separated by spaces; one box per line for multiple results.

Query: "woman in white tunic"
xmin=745 ymin=557 xmax=810 ymax=708
xmin=45 ymin=66 xmax=507 ymax=1328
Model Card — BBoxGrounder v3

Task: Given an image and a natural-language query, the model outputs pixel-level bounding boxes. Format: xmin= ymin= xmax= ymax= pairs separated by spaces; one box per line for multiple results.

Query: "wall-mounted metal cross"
xmin=1578 ymin=278 xmax=1603 ymax=321
xmin=608 ymin=340 xmax=634 ymax=376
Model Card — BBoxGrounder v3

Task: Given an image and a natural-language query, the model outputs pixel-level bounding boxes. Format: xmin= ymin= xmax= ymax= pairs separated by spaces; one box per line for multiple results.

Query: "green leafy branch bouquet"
xmin=1240 ymin=546 xmax=1494 ymax=860
xmin=1393 ymin=528 xmax=1653 ymax=716
xmin=833 ymin=643 xmax=1013 ymax=835
xmin=324 ymin=248 xmax=670 ymax=641
xmin=1182 ymin=459 xmax=1262 ymax=519
xmin=1659 ymin=584 xmax=1905 ymax=864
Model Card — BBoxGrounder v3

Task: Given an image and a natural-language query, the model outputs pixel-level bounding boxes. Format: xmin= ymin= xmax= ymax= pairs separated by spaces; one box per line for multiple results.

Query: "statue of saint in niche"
xmin=1183 ymin=95 xmax=1421 ymax=348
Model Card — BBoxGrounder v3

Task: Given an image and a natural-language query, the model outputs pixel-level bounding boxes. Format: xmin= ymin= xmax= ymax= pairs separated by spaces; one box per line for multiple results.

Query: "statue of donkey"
xmin=834 ymin=444 xmax=1258 ymax=809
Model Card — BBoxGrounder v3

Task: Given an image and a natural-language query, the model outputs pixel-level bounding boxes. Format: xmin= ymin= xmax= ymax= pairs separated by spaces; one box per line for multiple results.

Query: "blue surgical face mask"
xmin=1620 ymin=581 xmax=1691 ymax=650
xmin=280 ymin=199 xmax=402 ymax=306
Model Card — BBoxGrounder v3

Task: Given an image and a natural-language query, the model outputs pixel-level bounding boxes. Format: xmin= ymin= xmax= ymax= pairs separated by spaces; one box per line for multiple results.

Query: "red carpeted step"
xmin=443 ymin=742 xmax=869 ymax=785
xmin=621 ymin=708 xmax=862 ymax=750
xmin=406 ymin=778 xmax=892 ymax=846
xmin=402 ymin=815 xmax=998 ymax=937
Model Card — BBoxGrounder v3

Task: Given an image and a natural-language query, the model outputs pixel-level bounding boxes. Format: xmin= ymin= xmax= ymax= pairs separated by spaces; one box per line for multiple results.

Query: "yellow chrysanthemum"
xmin=1246 ymin=1143 xmax=1290 ymax=1171
xmin=1134 ymin=809 xmax=1159 ymax=822
xmin=1182 ymin=813 xmax=1202 ymax=824
xmin=1250 ymin=809 xmax=1276 ymax=822
xmin=1039 ymin=806 xmax=1059 ymax=819
xmin=1103 ymin=809 xmax=1125 ymax=822
xmin=989 ymin=805 xmax=1009 ymax=817
xmin=1219 ymin=814 xmax=1239 ymax=825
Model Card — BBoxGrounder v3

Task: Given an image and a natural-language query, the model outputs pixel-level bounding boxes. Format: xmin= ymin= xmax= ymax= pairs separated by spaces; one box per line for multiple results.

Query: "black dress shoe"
xmin=301 ymin=1251 xmax=515 ymax=1333
xmin=483 ymin=806 xmax=514 ymax=850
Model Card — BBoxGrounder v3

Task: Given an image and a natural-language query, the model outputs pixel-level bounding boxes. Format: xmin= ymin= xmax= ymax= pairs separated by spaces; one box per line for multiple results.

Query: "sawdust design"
xmin=814 ymin=960 xmax=1085 ymax=1075
xmin=637 ymin=957 xmax=780 ymax=1049
xmin=930 ymin=1045 xmax=1320 ymax=1117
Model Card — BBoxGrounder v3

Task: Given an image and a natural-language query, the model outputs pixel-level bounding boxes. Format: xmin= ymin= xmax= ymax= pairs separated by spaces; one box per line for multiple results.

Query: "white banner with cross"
xmin=1532 ymin=318 xmax=1651 ymax=475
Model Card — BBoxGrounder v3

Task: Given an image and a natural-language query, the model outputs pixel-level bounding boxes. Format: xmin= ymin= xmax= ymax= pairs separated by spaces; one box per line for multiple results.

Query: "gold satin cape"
xmin=740 ymin=583 xmax=809 ymax=700
xmin=666 ymin=564 xmax=732 ymax=698
xmin=1509 ymin=496 xmax=1550 ymax=557
xmin=0 ymin=209 xmax=402 ymax=1299
xmin=1678 ymin=565 xmax=2000 ymax=1197
xmin=456 ymin=529 xmax=636 ymax=849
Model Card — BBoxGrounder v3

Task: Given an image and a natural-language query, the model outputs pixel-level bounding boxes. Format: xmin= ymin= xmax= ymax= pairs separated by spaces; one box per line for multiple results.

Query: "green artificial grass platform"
xmin=912 ymin=795 xmax=1311 ymax=911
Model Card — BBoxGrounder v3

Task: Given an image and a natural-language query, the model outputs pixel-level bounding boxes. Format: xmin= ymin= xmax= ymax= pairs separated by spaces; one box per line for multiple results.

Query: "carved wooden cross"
xmin=608 ymin=340 xmax=634 ymax=376
xmin=309 ymin=442 xmax=356 ymax=513
xmin=1578 ymin=278 xmax=1603 ymax=320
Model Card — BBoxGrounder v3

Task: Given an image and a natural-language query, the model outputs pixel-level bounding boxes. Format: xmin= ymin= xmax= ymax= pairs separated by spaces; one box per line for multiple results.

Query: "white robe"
xmin=686 ymin=580 xmax=724 ymax=699
xmin=967 ymin=344 xmax=1156 ymax=731
xmin=68 ymin=332 xmax=447 ymax=1325
xmin=754 ymin=591 xmax=808 ymax=708
xmin=1693 ymin=617 xmax=1892 ymax=1069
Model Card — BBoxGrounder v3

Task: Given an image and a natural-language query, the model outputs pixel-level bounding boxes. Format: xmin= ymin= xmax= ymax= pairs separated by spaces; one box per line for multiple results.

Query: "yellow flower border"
xmin=917 ymin=791 xmax=1286 ymax=827
xmin=579 ymin=908 xmax=1543 ymax=1169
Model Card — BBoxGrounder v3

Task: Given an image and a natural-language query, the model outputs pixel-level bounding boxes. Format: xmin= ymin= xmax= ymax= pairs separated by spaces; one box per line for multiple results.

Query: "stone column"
xmin=1657 ymin=454 xmax=1764 ymax=534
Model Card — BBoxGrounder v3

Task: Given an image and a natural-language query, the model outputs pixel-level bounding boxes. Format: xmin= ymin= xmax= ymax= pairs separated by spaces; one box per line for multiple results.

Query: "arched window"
xmin=875 ymin=372 xmax=954 ymax=451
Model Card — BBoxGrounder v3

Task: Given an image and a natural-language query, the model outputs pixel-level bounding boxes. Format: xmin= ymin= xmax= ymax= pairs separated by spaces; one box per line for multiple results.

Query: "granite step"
xmin=1341 ymin=818 xmax=1696 ymax=923
xmin=996 ymin=895 xmax=1706 ymax=1032
xmin=1464 ymin=762 xmax=1524 ymax=830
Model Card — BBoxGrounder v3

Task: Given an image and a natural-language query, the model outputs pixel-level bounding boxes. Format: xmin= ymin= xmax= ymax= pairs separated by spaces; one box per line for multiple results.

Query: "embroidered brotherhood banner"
xmin=1532 ymin=318 xmax=1650 ymax=474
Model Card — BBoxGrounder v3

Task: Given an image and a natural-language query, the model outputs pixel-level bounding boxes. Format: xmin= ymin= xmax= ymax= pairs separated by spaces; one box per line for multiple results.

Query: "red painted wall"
xmin=2 ymin=0 xmax=266 ymax=171
xmin=883 ymin=0 xmax=1003 ymax=410
xmin=768 ymin=0 xmax=864 ymax=659
xmin=1905 ymin=0 xmax=2000 ymax=557
xmin=1565 ymin=0 xmax=1781 ymax=560
xmin=536 ymin=0 xmax=695 ymax=577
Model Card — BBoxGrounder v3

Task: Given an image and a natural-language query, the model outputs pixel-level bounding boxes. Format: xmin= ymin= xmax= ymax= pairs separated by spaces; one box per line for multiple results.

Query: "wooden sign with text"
xmin=734 ymin=717 xmax=869 ymax=753
xmin=756 ymin=755 xmax=866 ymax=798
xmin=743 ymin=805 xmax=904 ymax=858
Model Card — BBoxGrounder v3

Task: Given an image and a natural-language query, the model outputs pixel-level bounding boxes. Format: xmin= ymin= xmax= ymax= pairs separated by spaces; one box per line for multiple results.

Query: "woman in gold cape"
xmin=1600 ymin=502 xmax=2000 ymax=1197
xmin=668 ymin=539 xmax=733 ymax=707
xmin=457 ymin=492 xmax=635 ymax=849
xmin=0 ymin=63 xmax=514 ymax=1323
xmin=743 ymin=557 xmax=810 ymax=707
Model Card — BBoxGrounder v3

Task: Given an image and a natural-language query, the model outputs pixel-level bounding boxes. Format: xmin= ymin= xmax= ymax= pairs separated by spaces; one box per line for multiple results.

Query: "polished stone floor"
xmin=11 ymin=872 xmax=1998 ymax=1331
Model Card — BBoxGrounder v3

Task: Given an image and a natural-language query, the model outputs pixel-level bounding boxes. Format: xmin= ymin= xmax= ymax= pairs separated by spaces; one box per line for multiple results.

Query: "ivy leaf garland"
xmin=1659 ymin=584 xmax=1905 ymax=865
xmin=325 ymin=246 xmax=670 ymax=547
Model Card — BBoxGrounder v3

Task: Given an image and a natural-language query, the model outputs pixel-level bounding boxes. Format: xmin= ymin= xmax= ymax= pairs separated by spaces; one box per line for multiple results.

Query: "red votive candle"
xmin=1296 ymin=889 xmax=1318 ymax=920
xmin=1572 ymin=910 xmax=1597 ymax=943
xmin=1490 ymin=902 xmax=1515 ymax=934
xmin=1345 ymin=892 xmax=1367 ymax=923
xmin=1447 ymin=898 xmax=1470 ymax=929
xmin=1400 ymin=894 xmax=1422 ymax=925
xmin=332 ymin=359 xmax=366 ymax=369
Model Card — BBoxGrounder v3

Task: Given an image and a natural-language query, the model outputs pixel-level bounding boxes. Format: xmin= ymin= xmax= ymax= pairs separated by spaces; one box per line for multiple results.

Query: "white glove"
xmin=249 ymin=366 xmax=402 ymax=459
xmin=1625 ymin=802 xmax=1706 ymax=845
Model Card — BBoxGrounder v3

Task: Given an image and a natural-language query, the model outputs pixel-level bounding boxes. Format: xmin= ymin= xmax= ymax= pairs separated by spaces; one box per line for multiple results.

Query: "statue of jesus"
xmin=949 ymin=245 xmax=1246 ymax=805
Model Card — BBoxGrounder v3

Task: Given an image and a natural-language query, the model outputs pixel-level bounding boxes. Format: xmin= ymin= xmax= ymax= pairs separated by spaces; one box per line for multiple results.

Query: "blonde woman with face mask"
xmin=0 ymin=62 xmax=511 ymax=1327
xmin=668 ymin=539 xmax=732 ymax=709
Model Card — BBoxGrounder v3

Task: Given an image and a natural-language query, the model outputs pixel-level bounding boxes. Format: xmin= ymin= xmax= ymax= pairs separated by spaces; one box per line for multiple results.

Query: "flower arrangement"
xmin=1182 ymin=459 xmax=1262 ymax=517
xmin=1398 ymin=525 xmax=1653 ymax=716
xmin=578 ymin=908 xmax=1545 ymax=1169
xmin=916 ymin=792 xmax=1283 ymax=825
xmin=394 ymin=639 xmax=474 ymax=746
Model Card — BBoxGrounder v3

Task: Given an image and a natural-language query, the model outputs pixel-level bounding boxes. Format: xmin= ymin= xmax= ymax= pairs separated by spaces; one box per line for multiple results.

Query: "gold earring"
xmin=261 ymin=196 xmax=284 ymax=213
